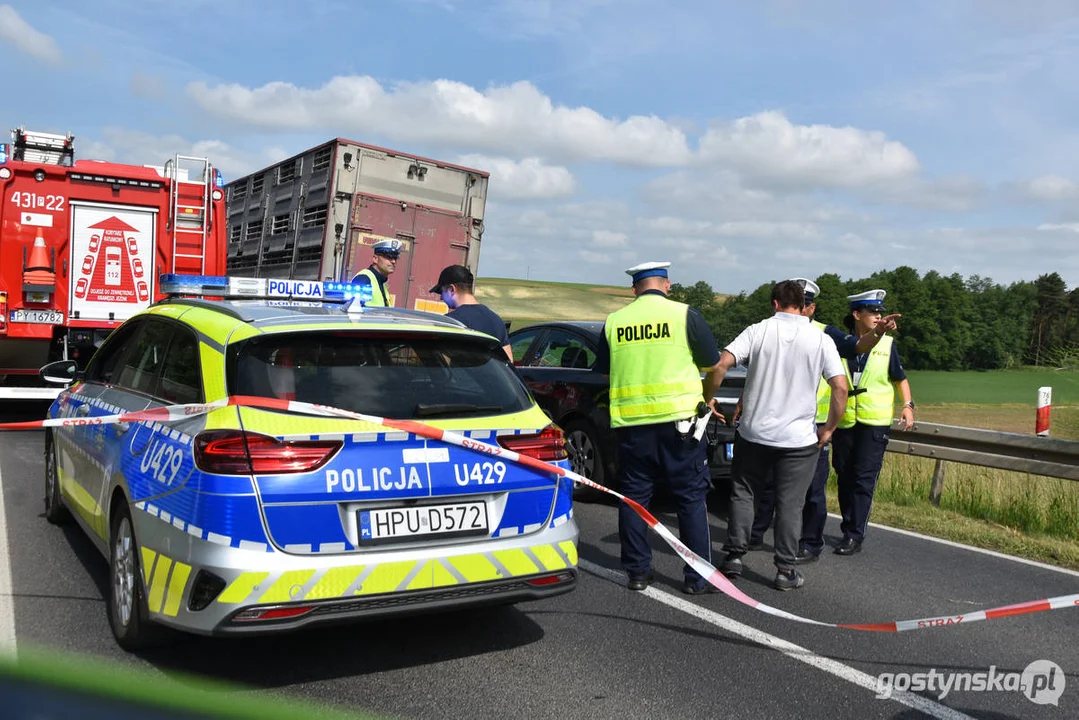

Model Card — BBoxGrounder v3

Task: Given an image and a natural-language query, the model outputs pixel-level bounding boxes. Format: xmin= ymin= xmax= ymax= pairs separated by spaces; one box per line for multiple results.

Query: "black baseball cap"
xmin=430 ymin=264 xmax=474 ymax=294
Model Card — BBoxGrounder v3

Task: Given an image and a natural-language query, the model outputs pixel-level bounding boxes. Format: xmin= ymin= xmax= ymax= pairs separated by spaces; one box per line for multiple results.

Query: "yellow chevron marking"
xmin=217 ymin=572 xmax=270 ymax=604
xmin=531 ymin=544 xmax=566 ymax=572
xmin=447 ymin=554 xmax=499 ymax=583
xmin=358 ymin=561 xmax=418 ymax=595
xmin=493 ymin=549 xmax=541 ymax=577
xmin=163 ymin=562 xmax=192 ymax=617
xmin=140 ymin=547 xmax=157 ymax=587
xmin=148 ymin=556 xmax=172 ymax=613
xmin=558 ymin=540 xmax=579 ymax=565
xmin=258 ymin=569 xmax=317 ymax=603
xmin=304 ymin=566 xmax=365 ymax=600
xmin=431 ymin=559 xmax=460 ymax=588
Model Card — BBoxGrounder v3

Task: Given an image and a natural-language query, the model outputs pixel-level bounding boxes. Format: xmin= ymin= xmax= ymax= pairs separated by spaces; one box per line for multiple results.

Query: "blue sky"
xmin=3 ymin=0 xmax=1079 ymax=293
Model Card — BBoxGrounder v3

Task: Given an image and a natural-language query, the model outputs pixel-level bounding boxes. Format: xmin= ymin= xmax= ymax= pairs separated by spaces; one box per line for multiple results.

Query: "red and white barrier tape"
xmin=3 ymin=394 xmax=1077 ymax=632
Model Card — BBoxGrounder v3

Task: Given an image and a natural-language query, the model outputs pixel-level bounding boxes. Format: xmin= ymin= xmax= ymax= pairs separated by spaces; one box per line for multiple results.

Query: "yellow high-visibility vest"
xmin=606 ymin=294 xmax=703 ymax=428
xmin=811 ymin=320 xmax=831 ymax=424
xmin=839 ymin=335 xmax=895 ymax=428
xmin=355 ymin=267 xmax=391 ymax=307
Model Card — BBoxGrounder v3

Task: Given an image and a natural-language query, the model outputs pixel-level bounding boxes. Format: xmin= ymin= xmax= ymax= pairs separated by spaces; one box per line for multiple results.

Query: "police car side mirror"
xmin=39 ymin=360 xmax=79 ymax=385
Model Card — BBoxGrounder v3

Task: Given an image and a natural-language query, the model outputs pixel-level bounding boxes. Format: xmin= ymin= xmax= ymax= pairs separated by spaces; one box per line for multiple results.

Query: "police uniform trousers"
xmin=798 ymin=443 xmax=831 ymax=555
xmin=831 ymin=423 xmax=891 ymax=544
xmin=616 ymin=421 xmax=711 ymax=584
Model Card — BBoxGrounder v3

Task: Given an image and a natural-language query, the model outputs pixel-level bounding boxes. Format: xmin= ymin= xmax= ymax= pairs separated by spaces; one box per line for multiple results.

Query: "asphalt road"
xmin=1 ymin=400 xmax=1077 ymax=720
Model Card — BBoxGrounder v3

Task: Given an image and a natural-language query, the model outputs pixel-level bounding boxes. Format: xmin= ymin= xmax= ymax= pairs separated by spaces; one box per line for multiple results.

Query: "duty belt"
xmin=674 ymin=401 xmax=711 ymax=442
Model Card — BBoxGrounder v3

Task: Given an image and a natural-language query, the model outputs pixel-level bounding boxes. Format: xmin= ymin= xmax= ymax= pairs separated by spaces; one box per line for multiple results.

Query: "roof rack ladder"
xmin=167 ymin=154 xmax=212 ymax=274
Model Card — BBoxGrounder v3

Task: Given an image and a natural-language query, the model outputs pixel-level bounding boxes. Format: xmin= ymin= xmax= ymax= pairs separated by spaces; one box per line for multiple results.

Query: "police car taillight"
xmin=497 ymin=425 xmax=567 ymax=462
xmin=194 ymin=430 xmax=342 ymax=475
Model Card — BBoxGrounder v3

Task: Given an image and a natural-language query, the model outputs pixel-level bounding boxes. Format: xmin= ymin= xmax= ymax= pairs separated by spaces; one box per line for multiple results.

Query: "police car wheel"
xmin=43 ymin=433 xmax=72 ymax=525
xmin=108 ymin=506 xmax=163 ymax=650
xmin=564 ymin=420 xmax=607 ymax=490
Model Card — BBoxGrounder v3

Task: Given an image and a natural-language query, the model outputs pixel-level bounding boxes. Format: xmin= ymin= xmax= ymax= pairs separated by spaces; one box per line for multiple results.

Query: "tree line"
xmin=669 ymin=267 xmax=1079 ymax=371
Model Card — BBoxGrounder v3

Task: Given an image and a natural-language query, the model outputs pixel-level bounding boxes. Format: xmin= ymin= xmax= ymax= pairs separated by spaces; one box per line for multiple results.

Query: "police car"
xmin=40 ymin=275 xmax=578 ymax=650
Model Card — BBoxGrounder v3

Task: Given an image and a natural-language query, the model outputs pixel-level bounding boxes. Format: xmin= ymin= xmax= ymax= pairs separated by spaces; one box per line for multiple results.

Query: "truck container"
xmin=224 ymin=138 xmax=489 ymax=312
xmin=0 ymin=128 xmax=227 ymax=399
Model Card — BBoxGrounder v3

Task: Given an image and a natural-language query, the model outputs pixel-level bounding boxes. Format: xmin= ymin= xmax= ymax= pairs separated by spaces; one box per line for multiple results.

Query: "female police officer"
xmin=831 ymin=289 xmax=915 ymax=555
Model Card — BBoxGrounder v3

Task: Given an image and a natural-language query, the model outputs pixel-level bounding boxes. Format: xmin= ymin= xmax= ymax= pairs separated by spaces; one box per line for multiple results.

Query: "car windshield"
xmin=226 ymin=331 xmax=533 ymax=419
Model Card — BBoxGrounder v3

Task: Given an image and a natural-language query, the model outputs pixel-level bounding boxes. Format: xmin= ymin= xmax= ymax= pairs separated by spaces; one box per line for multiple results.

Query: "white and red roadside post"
xmin=1036 ymin=386 xmax=1052 ymax=437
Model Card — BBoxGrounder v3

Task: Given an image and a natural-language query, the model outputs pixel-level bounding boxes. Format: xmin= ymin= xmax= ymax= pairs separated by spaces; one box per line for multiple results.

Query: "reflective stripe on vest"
xmin=356 ymin=267 xmax=390 ymax=307
xmin=839 ymin=334 xmax=894 ymax=428
xmin=811 ymin=320 xmax=831 ymax=424
xmin=606 ymin=294 xmax=702 ymax=428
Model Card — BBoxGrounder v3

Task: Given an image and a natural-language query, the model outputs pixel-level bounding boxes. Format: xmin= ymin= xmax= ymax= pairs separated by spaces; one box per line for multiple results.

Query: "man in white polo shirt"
xmin=712 ymin=280 xmax=848 ymax=590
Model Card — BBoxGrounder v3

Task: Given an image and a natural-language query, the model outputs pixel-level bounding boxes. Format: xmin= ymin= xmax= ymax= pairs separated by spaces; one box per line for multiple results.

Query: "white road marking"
xmin=848 ymin=514 xmax=1079 ymax=578
xmin=0 ymin=459 xmax=17 ymax=659
xmin=579 ymin=559 xmax=975 ymax=720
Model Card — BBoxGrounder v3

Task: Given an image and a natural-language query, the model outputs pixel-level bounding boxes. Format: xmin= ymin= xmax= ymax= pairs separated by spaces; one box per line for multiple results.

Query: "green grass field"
xmin=906 ymin=368 xmax=1079 ymax=405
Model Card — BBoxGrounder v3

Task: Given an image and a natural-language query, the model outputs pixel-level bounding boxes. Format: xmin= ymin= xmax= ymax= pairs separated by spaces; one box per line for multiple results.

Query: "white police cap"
xmin=625 ymin=261 xmax=671 ymax=284
xmin=372 ymin=238 xmax=403 ymax=256
xmin=789 ymin=277 xmax=820 ymax=301
xmin=848 ymin=289 xmax=887 ymax=311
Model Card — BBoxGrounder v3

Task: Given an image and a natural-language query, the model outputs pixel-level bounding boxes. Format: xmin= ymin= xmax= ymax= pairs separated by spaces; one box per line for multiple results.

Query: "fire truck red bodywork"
xmin=0 ymin=134 xmax=227 ymax=399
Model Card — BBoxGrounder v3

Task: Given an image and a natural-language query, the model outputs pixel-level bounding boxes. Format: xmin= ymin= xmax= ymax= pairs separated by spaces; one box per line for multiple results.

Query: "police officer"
xmin=792 ymin=278 xmax=840 ymax=562
xmin=593 ymin=261 xmax=724 ymax=594
xmin=745 ymin=277 xmax=899 ymax=561
xmin=831 ymin=289 xmax=915 ymax=555
xmin=351 ymin=238 xmax=401 ymax=307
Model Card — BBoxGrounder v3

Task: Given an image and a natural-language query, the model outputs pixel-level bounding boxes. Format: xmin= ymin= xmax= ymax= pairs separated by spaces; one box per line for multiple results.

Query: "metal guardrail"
xmin=886 ymin=421 xmax=1079 ymax=503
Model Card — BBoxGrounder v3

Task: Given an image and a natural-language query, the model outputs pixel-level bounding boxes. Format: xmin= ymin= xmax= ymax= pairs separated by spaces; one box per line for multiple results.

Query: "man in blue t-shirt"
xmin=429 ymin=265 xmax=512 ymax=361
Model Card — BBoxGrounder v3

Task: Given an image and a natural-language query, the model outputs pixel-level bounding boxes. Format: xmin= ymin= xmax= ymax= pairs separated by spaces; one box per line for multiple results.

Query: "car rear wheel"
xmin=108 ymin=505 xmax=164 ymax=650
xmin=564 ymin=419 xmax=608 ymax=491
xmin=44 ymin=433 xmax=72 ymax=525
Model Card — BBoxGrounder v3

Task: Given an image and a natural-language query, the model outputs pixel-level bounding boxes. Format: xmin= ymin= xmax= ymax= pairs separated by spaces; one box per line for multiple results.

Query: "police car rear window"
xmin=227 ymin=332 xmax=533 ymax=419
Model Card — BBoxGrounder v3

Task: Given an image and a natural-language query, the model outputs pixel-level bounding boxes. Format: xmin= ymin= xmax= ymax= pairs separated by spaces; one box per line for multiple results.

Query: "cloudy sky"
xmin=3 ymin=0 xmax=1079 ymax=292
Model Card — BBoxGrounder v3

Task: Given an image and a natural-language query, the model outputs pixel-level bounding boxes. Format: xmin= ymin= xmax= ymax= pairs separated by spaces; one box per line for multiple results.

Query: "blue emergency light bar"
xmin=159 ymin=274 xmax=373 ymax=307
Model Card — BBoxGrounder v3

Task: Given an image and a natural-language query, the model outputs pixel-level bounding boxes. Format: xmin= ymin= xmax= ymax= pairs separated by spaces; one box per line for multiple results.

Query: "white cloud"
xmin=81 ymin=127 xmax=283 ymax=179
xmin=863 ymin=175 xmax=987 ymax=212
xmin=592 ymin=229 xmax=628 ymax=247
xmin=697 ymin=111 xmax=920 ymax=188
xmin=1016 ymin=174 xmax=1079 ymax=201
xmin=0 ymin=5 xmax=63 ymax=65
xmin=1038 ymin=222 xmax=1079 ymax=232
xmin=456 ymin=154 xmax=575 ymax=200
xmin=578 ymin=249 xmax=612 ymax=264
xmin=637 ymin=216 xmax=825 ymax=242
xmin=187 ymin=76 xmax=692 ymax=167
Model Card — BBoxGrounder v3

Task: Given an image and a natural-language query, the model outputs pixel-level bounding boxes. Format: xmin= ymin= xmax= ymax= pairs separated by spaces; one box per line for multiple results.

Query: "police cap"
xmin=789 ymin=277 xmax=820 ymax=302
xmin=625 ymin=261 xmax=671 ymax=284
xmin=848 ymin=289 xmax=887 ymax=313
xmin=372 ymin=238 xmax=403 ymax=258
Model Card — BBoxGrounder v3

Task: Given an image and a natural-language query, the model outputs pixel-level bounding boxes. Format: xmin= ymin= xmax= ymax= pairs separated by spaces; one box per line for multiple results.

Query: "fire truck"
xmin=0 ymin=127 xmax=228 ymax=400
